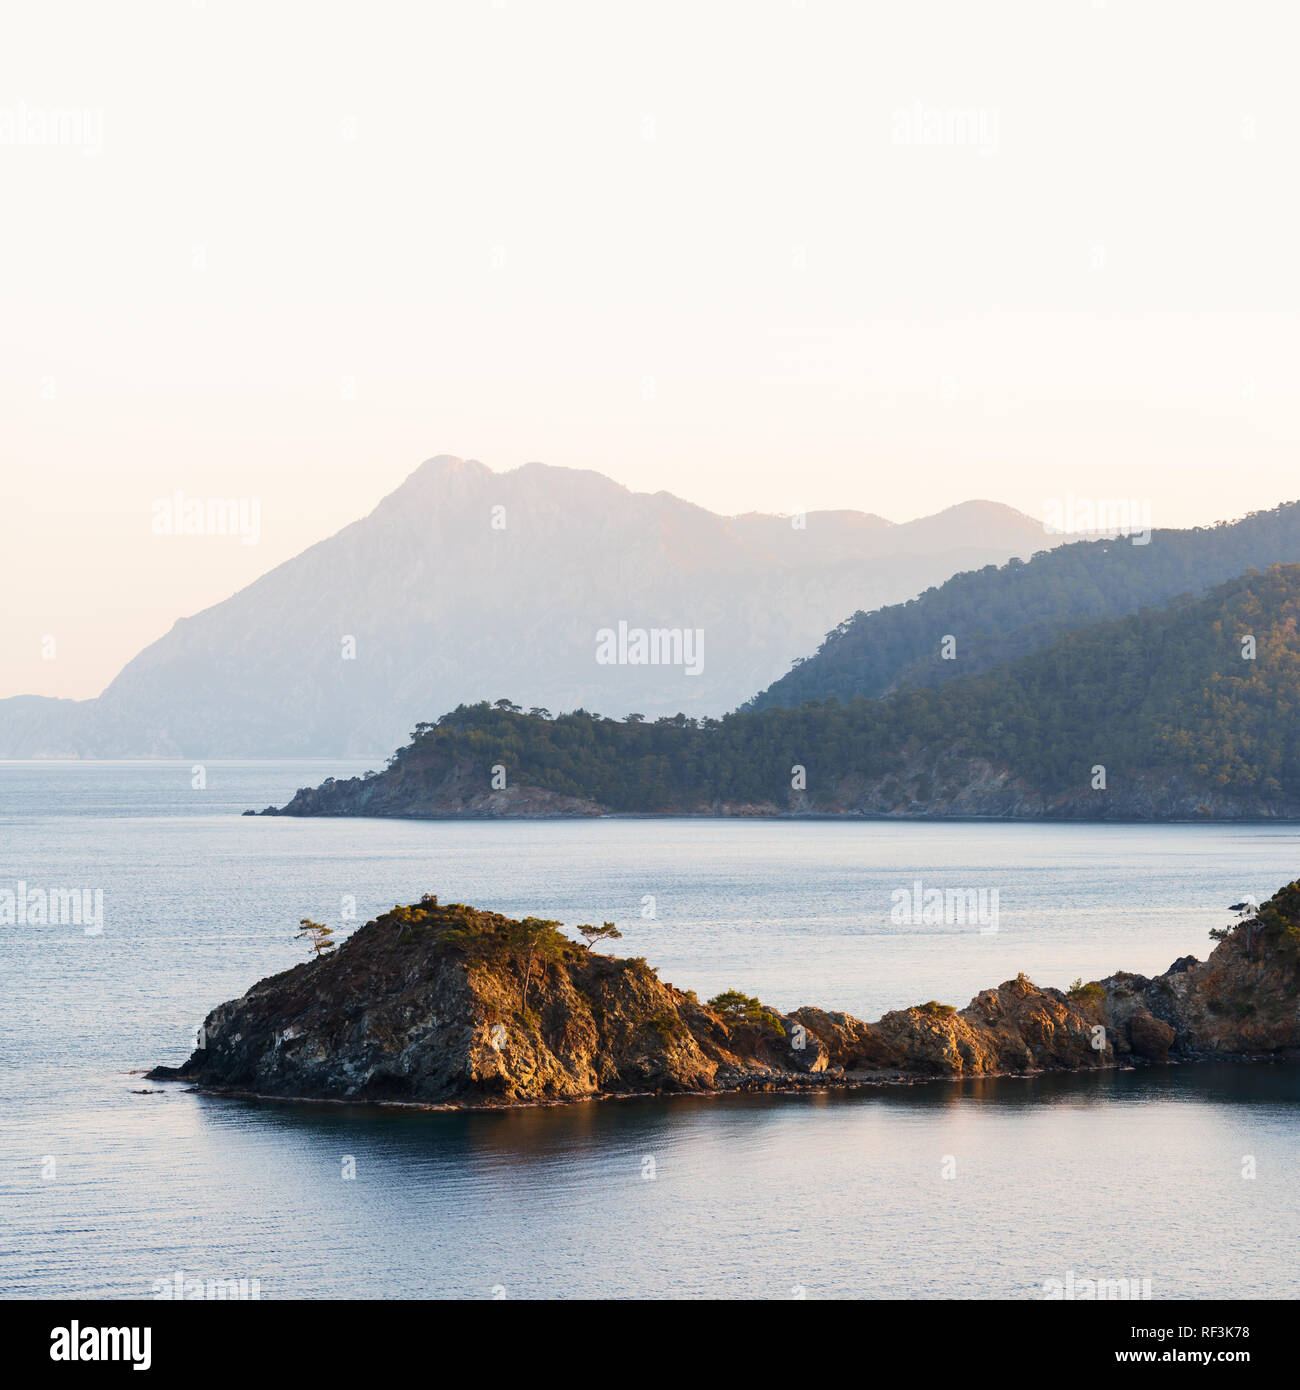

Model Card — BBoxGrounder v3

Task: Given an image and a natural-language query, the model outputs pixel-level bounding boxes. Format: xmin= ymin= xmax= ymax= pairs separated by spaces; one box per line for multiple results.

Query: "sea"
xmin=1 ymin=760 xmax=1297 ymax=1299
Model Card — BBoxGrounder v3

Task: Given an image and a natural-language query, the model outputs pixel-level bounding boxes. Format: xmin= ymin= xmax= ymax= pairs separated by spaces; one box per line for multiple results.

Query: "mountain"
xmin=0 ymin=456 xmax=1061 ymax=758
xmin=148 ymin=879 xmax=1300 ymax=1107
xmin=265 ymin=563 xmax=1300 ymax=820
xmin=746 ymin=499 xmax=1300 ymax=712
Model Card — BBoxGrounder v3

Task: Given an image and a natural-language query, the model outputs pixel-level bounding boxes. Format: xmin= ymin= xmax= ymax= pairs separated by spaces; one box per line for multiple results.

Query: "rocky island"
xmin=149 ymin=881 xmax=1300 ymax=1108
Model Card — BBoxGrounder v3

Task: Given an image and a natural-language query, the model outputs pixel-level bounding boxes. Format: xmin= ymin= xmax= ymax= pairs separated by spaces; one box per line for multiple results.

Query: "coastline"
xmin=151 ymin=1050 xmax=1300 ymax=1114
xmin=251 ymin=806 xmax=1300 ymax=825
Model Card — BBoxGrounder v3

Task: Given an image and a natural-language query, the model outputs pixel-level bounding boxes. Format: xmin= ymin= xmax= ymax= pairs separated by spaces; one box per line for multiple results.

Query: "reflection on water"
xmin=10 ymin=1061 xmax=1293 ymax=1300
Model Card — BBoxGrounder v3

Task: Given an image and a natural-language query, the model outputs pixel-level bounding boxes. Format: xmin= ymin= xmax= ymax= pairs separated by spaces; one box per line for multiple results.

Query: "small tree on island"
xmin=576 ymin=921 xmax=622 ymax=952
xmin=296 ymin=918 xmax=337 ymax=959
xmin=707 ymin=990 xmax=786 ymax=1036
xmin=507 ymin=917 xmax=566 ymax=1011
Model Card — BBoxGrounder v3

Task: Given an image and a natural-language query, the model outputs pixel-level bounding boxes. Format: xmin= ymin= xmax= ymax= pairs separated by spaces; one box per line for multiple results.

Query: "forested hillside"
xmin=745 ymin=500 xmax=1300 ymax=712
xmin=268 ymin=564 xmax=1300 ymax=821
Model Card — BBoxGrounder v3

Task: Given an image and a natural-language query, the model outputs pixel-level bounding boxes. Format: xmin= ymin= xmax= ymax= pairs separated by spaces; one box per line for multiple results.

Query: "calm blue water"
xmin=1 ymin=761 xmax=1297 ymax=1299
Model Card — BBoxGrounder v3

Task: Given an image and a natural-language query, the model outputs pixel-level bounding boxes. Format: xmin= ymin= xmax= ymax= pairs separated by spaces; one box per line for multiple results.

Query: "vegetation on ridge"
xmin=347 ymin=565 xmax=1300 ymax=812
xmin=706 ymin=990 xmax=787 ymax=1035
xmin=746 ymin=499 xmax=1300 ymax=711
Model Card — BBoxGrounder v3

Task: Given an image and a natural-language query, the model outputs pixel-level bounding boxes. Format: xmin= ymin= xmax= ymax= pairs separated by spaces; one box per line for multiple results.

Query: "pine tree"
xmin=296 ymin=918 xmax=337 ymax=958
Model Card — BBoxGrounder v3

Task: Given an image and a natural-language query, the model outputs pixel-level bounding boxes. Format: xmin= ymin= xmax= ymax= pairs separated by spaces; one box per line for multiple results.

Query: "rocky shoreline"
xmin=149 ymin=883 xmax=1300 ymax=1110
xmin=256 ymin=758 xmax=1300 ymax=822
xmin=156 ymin=1053 xmax=1292 ymax=1116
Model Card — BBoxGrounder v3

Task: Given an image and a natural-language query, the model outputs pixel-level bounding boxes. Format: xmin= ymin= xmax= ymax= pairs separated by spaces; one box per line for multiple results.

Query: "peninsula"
xmin=149 ymin=881 xmax=1300 ymax=1109
xmin=259 ymin=566 xmax=1300 ymax=822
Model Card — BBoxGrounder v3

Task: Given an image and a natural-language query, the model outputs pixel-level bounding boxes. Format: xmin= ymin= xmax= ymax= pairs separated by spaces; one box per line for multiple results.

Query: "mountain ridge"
xmin=747 ymin=498 xmax=1300 ymax=712
xmin=0 ymin=455 xmax=1061 ymax=758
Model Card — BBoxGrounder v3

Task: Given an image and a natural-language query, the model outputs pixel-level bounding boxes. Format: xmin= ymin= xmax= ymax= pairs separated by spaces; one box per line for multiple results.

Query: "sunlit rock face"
xmin=149 ymin=885 xmax=1300 ymax=1108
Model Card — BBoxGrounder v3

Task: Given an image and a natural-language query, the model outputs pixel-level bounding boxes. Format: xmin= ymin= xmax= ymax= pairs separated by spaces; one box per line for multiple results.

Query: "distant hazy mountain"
xmin=0 ymin=456 xmax=1062 ymax=758
xmin=746 ymin=500 xmax=1300 ymax=712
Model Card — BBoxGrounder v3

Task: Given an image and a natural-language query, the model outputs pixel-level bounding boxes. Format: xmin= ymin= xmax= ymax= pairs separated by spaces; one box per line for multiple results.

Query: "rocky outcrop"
xmin=149 ymin=883 xmax=1300 ymax=1108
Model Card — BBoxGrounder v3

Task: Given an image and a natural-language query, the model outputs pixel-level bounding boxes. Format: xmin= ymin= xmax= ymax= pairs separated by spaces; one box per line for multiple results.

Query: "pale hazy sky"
xmin=4 ymin=1 xmax=1298 ymax=699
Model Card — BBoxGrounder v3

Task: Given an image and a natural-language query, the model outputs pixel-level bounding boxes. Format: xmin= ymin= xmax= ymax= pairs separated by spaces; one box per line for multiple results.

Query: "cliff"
xmin=149 ymin=883 xmax=1300 ymax=1108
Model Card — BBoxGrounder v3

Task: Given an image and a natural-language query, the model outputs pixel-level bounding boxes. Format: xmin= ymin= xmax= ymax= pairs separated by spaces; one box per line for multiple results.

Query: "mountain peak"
xmin=0 ymin=454 xmax=1081 ymax=756
xmin=409 ymin=454 xmax=485 ymax=478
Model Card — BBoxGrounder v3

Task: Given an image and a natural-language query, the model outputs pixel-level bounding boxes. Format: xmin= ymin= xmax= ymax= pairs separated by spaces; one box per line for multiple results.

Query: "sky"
xmin=4 ymin=0 xmax=1299 ymax=699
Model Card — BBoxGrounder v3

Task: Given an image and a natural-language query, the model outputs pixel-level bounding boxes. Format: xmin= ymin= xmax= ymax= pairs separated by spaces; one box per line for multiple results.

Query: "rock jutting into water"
xmin=148 ymin=882 xmax=1300 ymax=1109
